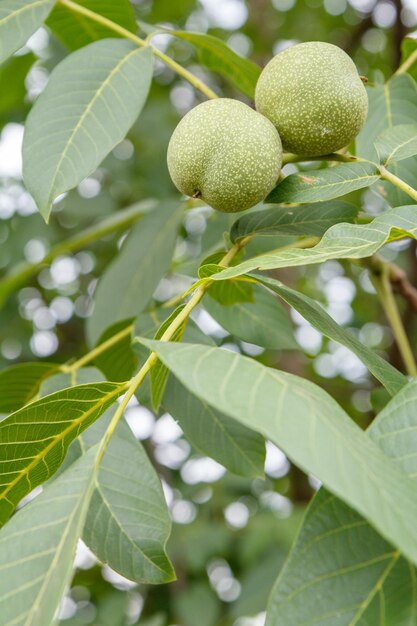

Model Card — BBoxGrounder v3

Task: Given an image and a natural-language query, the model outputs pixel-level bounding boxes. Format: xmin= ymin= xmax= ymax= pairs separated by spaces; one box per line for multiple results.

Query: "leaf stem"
xmin=60 ymin=324 xmax=134 ymax=374
xmin=379 ymin=165 xmax=417 ymax=202
xmin=268 ymin=236 xmax=320 ymax=254
xmin=95 ymin=238 xmax=245 ymax=459
xmin=371 ymin=263 xmax=417 ymax=377
xmin=57 ymin=0 xmax=218 ymax=100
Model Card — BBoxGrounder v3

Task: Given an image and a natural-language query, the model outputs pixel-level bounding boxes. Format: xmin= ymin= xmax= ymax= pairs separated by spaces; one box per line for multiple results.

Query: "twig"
xmin=369 ymin=261 xmax=417 ymax=377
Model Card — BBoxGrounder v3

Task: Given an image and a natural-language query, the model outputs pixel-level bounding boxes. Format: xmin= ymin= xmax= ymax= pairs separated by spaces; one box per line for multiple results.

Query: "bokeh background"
xmin=1 ymin=0 xmax=417 ymax=624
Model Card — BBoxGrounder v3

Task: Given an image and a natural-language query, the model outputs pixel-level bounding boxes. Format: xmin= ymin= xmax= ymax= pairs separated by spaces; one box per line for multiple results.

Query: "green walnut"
xmin=167 ymin=98 xmax=282 ymax=213
xmin=255 ymin=42 xmax=368 ymax=156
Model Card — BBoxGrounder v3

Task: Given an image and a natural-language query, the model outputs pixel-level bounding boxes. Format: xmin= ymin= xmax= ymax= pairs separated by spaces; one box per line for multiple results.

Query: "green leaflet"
xmin=0 ymin=381 xmax=125 ymax=526
xmin=83 ymin=419 xmax=175 ymax=584
xmin=0 ymin=362 xmax=59 ymax=413
xmin=46 ymin=0 xmax=136 ymax=50
xmin=266 ymin=161 xmax=379 ymax=204
xmin=204 ymin=283 xmax=297 ymax=350
xmin=254 ymin=275 xmax=406 ymax=395
xmin=39 ymin=368 xmax=175 ymax=584
xmin=134 ymin=312 xmax=266 ymax=478
xmin=23 ymin=40 xmax=153 ymax=220
xmin=0 ymin=0 xmax=54 ymax=66
xmin=142 ymin=340 xmax=417 ymax=570
xmin=230 ymin=201 xmax=358 ymax=243
xmin=375 ymin=124 xmax=417 ymax=165
xmin=168 ymin=30 xmax=261 ymax=98
xmin=267 ymin=380 xmax=417 ymax=625
xmin=211 ymin=205 xmax=417 ymax=280
xmin=357 ymin=74 xmax=417 ymax=206
xmin=0 ymin=446 xmax=99 ymax=626
xmin=86 ymin=201 xmax=183 ymax=346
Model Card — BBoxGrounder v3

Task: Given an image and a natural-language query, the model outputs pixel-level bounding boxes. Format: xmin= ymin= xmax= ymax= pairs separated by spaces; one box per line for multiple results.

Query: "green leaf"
xmin=266 ymin=161 xmax=379 ymax=204
xmin=206 ymin=277 xmax=254 ymax=305
xmin=267 ymin=380 xmax=417 ymax=626
xmin=204 ymin=283 xmax=297 ymax=350
xmin=255 ymin=275 xmax=407 ymax=395
xmin=0 ymin=0 xmax=54 ymax=66
xmin=0 ymin=445 xmax=99 ymax=626
xmin=267 ymin=490 xmax=412 ymax=626
xmin=142 ymin=340 xmax=417 ymax=568
xmin=39 ymin=367 xmax=175 ymax=584
xmin=0 ymin=362 xmax=59 ymax=413
xmin=230 ymin=201 xmax=358 ymax=243
xmin=133 ymin=310 xmax=213 ymax=409
xmin=0 ymin=52 xmax=35 ymax=119
xmin=375 ymin=124 xmax=417 ymax=165
xmin=0 ymin=381 xmax=125 ymax=526
xmin=95 ymin=318 xmax=137 ymax=382
xmin=163 ymin=375 xmax=266 ymax=478
xmin=135 ymin=314 xmax=266 ymax=478
xmin=38 ymin=367 xmax=105 ymax=479
xmin=357 ymin=74 xmax=417 ymax=206
xmin=151 ymin=305 xmax=187 ymax=411
xmin=47 ymin=0 xmax=136 ymax=51
xmin=23 ymin=40 xmax=153 ymax=220
xmin=86 ymin=201 xmax=183 ymax=346
xmin=169 ymin=30 xmax=261 ymax=99
xmin=40 ymin=367 xmax=105 ymax=396
xmin=83 ymin=418 xmax=175 ymax=584
xmin=211 ymin=205 xmax=417 ymax=280
xmin=400 ymin=36 xmax=417 ymax=81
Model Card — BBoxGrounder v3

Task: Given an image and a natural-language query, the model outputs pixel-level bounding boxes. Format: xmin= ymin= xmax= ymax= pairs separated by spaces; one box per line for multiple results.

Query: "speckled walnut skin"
xmin=167 ymin=98 xmax=282 ymax=213
xmin=255 ymin=42 xmax=368 ymax=157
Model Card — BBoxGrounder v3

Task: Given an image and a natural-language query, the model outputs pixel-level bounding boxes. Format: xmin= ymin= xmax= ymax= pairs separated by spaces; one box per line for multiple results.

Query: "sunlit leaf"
xmin=143 ymin=340 xmax=417 ymax=568
xmin=0 ymin=446 xmax=99 ymax=626
xmin=0 ymin=0 xmax=54 ymax=66
xmin=23 ymin=40 xmax=153 ymax=220
xmin=86 ymin=201 xmax=183 ymax=346
xmin=375 ymin=124 xmax=417 ymax=165
xmin=83 ymin=419 xmax=175 ymax=584
xmin=0 ymin=381 xmax=125 ymax=525
xmin=266 ymin=161 xmax=379 ymax=204
xmin=211 ymin=205 xmax=417 ymax=280
xmin=267 ymin=380 xmax=417 ymax=625
xmin=40 ymin=368 xmax=176 ymax=584
xmin=230 ymin=201 xmax=358 ymax=243
xmin=357 ymin=74 xmax=417 ymax=206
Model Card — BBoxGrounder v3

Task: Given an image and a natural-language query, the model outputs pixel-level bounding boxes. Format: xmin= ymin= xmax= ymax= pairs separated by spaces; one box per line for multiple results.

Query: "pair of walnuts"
xmin=167 ymin=41 xmax=368 ymax=213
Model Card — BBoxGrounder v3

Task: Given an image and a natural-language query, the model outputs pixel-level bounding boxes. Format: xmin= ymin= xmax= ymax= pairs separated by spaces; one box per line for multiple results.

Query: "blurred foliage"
xmin=1 ymin=0 xmax=416 ymax=624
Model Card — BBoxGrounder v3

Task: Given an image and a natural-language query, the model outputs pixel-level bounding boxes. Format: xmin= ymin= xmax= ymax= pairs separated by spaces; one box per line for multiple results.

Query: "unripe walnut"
xmin=255 ymin=42 xmax=368 ymax=156
xmin=167 ymin=98 xmax=282 ymax=213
